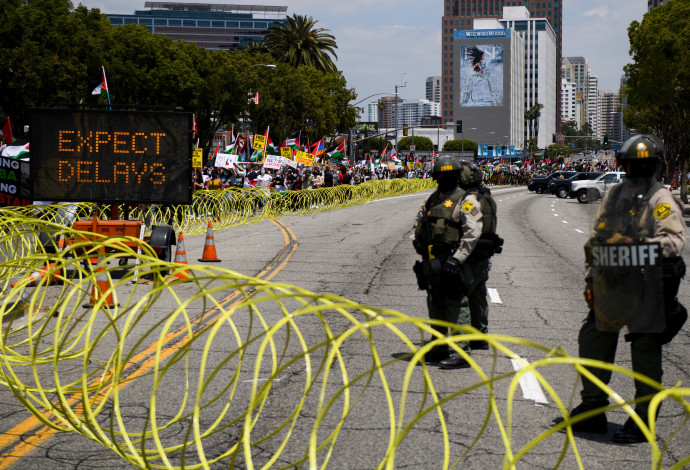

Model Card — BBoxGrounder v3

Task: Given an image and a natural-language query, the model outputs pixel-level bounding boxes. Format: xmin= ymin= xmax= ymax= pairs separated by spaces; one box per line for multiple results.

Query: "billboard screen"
xmin=459 ymin=44 xmax=504 ymax=107
xmin=31 ymin=109 xmax=193 ymax=204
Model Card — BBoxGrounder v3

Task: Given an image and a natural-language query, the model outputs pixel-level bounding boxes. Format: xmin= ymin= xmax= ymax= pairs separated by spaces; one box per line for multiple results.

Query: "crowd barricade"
xmin=0 ymin=181 xmax=688 ymax=469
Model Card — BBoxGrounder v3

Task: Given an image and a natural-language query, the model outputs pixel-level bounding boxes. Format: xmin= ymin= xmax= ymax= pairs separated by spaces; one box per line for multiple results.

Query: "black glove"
xmin=443 ymin=257 xmax=462 ymax=276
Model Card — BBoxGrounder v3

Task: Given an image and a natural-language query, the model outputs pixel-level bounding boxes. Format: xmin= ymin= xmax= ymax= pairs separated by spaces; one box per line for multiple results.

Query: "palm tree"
xmin=264 ymin=14 xmax=338 ymax=73
xmin=524 ymin=103 xmax=544 ymax=144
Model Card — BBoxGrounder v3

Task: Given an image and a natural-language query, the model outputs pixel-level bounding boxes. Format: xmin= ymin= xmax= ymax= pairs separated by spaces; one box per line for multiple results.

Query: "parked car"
xmin=547 ymin=172 xmax=603 ymax=199
xmin=527 ymin=171 xmax=579 ymax=194
xmin=569 ymin=172 xmax=627 ymax=204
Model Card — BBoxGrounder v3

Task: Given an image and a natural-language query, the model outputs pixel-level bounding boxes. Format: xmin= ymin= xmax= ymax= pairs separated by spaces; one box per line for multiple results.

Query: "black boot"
xmin=612 ymin=418 xmax=647 ymax=444
xmin=553 ymin=402 xmax=608 ymax=434
xmin=439 ymin=356 xmax=470 ymax=369
xmin=470 ymin=340 xmax=489 ymax=350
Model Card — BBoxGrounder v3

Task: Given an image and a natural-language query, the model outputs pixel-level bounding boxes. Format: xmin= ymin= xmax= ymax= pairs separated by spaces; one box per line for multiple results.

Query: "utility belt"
xmin=467 ymin=233 xmax=504 ymax=262
xmin=412 ymin=239 xmax=458 ymax=260
xmin=412 ymin=242 xmax=466 ymax=299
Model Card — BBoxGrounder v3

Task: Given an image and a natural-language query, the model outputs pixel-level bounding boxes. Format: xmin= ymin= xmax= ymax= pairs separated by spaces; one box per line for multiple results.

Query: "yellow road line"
xmin=0 ymin=219 xmax=298 ymax=468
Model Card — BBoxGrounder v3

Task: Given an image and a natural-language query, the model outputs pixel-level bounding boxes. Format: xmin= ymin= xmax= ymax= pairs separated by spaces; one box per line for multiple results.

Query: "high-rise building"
xmin=398 ymin=100 xmax=442 ymax=127
xmin=105 ymin=2 xmax=287 ymax=50
xmin=497 ymin=8 xmax=557 ymax=149
xmin=377 ymin=96 xmax=402 ymax=129
xmin=426 ymin=76 xmax=442 ymax=103
xmin=587 ymin=74 xmax=601 ymax=139
xmin=648 ymin=0 xmax=668 ymax=11
xmin=441 ymin=0 xmax=562 ymax=128
xmin=562 ymin=57 xmax=591 ymax=130
xmin=561 ymin=79 xmax=577 ymax=124
xmin=362 ymin=102 xmax=379 ymax=123
xmin=452 ymin=18 xmax=526 ymax=153
xmin=599 ymin=90 xmax=621 ymax=145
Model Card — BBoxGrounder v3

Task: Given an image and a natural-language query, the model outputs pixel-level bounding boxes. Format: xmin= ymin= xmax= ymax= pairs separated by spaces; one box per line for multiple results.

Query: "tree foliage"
xmin=0 ymin=1 xmax=355 ymax=158
xmin=623 ymin=0 xmax=690 ymax=200
xmin=355 ymin=137 xmax=391 ymax=156
xmin=442 ymin=139 xmax=477 ymax=154
xmin=397 ymin=136 xmax=434 ymax=151
xmin=264 ymin=14 xmax=338 ymax=74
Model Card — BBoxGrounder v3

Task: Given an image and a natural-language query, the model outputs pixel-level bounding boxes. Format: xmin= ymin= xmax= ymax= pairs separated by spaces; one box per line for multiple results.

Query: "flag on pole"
xmin=1 ymin=142 xmax=30 ymax=158
xmin=279 ymin=137 xmax=300 ymax=152
xmin=264 ymin=128 xmax=276 ymax=155
xmin=311 ymin=139 xmax=324 ymax=158
xmin=390 ymin=147 xmax=401 ymax=163
xmin=91 ymin=66 xmax=111 ymax=109
xmin=327 ymin=140 xmax=346 ymax=160
xmin=1 ymin=118 xmax=13 ymax=144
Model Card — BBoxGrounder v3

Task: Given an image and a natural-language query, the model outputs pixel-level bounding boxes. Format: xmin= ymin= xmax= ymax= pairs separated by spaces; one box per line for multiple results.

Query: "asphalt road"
xmin=1 ymin=186 xmax=689 ymax=469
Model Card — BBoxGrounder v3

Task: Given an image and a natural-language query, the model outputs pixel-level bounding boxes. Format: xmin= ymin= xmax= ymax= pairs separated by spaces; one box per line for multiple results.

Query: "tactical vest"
xmin=414 ymin=188 xmax=466 ymax=256
xmin=472 ymin=187 xmax=497 ymax=235
xmin=592 ymin=180 xmax=663 ymax=241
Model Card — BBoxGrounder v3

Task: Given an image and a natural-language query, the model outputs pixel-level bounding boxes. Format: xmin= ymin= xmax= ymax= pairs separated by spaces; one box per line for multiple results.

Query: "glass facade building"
xmin=106 ymin=2 xmax=287 ymax=50
xmin=441 ymin=0 xmax=562 ymax=128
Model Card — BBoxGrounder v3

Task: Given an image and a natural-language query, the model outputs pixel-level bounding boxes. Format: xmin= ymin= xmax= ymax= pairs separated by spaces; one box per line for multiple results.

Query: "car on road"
xmin=547 ymin=172 xmax=603 ymax=199
xmin=527 ymin=171 xmax=579 ymax=194
xmin=569 ymin=172 xmax=626 ymax=204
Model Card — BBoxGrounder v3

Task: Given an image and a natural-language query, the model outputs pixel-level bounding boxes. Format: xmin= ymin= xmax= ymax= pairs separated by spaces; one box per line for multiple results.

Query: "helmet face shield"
xmin=616 ymin=134 xmax=664 ymax=179
xmin=432 ymin=157 xmax=461 ymax=178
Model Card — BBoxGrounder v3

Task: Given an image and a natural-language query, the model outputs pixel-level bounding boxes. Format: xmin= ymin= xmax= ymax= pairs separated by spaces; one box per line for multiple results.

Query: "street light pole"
xmin=244 ymin=64 xmax=276 ymax=163
xmin=394 ymin=74 xmax=406 ymax=152
xmin=348 ymin=92 xmax=390 ymax=164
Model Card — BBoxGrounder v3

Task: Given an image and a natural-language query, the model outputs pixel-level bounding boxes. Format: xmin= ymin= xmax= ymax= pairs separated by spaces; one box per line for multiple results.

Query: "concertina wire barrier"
xmin=0 ymin=180 xmax=688 ymax=470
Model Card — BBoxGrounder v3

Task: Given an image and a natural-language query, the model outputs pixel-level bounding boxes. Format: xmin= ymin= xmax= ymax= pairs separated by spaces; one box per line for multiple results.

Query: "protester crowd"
xmin=192 ymin=152 xmax=623 ymax=193
xmin=193 ymin=163 xmax=432 ymax=192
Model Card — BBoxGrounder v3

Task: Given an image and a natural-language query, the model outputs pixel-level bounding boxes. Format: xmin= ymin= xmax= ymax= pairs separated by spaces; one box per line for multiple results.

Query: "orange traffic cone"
xmin=11 ymin=262 xmax=64 ymax=288
xmin=172 ymin=232 xmax=190 ymax=279
xmin=198 ymin=221 xmax=221 ymax=262
xmin=83 ymin=257 xmax=117 ymax=308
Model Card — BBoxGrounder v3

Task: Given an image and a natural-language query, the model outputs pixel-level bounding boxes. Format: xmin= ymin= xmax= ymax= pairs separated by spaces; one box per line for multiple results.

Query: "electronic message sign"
xmin=31 ymin=109 xmax=193 ymax=204
xmin=0 ymin=156 xmax=31 ymax=206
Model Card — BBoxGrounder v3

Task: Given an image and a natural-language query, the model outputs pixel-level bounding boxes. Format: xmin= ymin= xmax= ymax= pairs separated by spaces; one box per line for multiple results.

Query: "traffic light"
xmin=456 ymin=120 xmax=462 ymax=133
xmin=403 ymin=123 xmax=408 ymax=137
xmin=603 ymin=135 xmax=609 ymax=146
xmin=552 ymin=133 xmax=557 ymax=143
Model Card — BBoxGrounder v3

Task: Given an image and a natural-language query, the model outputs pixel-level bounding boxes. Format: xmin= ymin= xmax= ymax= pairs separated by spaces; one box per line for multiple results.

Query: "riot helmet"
xmin=458 ymin=161 xmax=482 ymax=188
xmin=432 ymin=157 xmax=461 ymax=192
xmin=431 ymin=157 xmax=462 ymax=178
xmin=616 ymin=134 xmax=663 ymax=178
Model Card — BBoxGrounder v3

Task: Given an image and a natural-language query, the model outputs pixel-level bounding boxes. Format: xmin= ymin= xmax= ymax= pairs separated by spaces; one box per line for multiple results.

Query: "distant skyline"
xmin=75 ymin=0 xmax=647 ymax=103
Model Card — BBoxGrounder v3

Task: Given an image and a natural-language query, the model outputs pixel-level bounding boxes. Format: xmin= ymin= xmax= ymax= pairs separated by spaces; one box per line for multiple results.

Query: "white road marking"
xmin=243 ymin=375 xmax=287 ymax=383
xmin=511 ymin=358 xmax=549 ymax=405
xmin=488 ymin=288 xmax=502 ymax=304
xmin=562 ymin=220 xmax=569 ymax=224
xmin=553 ymin=214 xmax=559 ymax=217
xmin=575 ymin=229 xmax=585 ymax=234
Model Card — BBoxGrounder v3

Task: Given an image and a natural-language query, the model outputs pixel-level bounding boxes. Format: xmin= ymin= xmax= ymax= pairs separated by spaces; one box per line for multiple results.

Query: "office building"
xmin=441 ymin=0 xmax=562 ymax=128
xmin=561 ymin=79 xmax=577 ymax=124
xmin=105 ymin=2 xmax=287 ymax=50
xmin=453 ymin=22 xmax=526 ymax=155
xmin=398 ymin=100 xmax=442 ymax=127
xmin=497 ymin=8 xmax=558 ymax=149
xmin=599 ymin=90 xmax=622 ymax=145
xmin=426 ymin=76 xmax=442 ymax=103
xmin=587 ymin=74 xmax=601 ymax=139
xmin=648 ymin=0 xmax=668 ymax=10
xmin=364 ymin=102 xmax=379 ymax=123
xmin=377 ymin=96 xmax=402 ymax=129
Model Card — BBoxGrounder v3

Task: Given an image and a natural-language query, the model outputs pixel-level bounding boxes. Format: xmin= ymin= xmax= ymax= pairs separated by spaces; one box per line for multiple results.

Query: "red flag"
xmin=2 ymin=118 xmax=13 ymax=144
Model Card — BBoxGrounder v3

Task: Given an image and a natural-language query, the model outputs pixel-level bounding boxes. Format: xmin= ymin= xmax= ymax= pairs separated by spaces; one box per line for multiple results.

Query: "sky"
xmin=75 ymin=0 xmax=649 ymax=105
